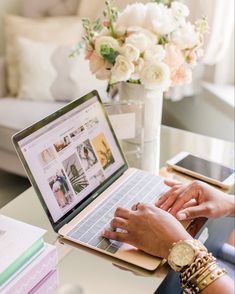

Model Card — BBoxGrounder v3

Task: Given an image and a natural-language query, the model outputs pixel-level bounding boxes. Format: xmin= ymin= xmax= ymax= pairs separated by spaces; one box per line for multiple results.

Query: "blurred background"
xmin=0 ymin=0 xmax=234 ymax=206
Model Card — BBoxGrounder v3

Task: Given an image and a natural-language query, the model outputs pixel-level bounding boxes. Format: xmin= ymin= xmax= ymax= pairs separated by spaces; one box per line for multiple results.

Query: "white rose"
xmin=95 ymin=36 xmax=120 ymax=57
xmin=111 ymin=55 xmax=135 ymax=83
xmin=127 ymin=26 xmax=157 ymax=45
xmin=144 ymin=45 xmax=166 ymax=62
xmin=125 ymin=33 xmax=150 ymax=53
xmin=135 ymin=58 xmax=145 ymax=74
xmin=171 ymin=1 xmax=190 ymax=19
xmin=116 ymin=3 xmax=147 ymax=30
xmin=145 ymin=3 xmax=177 ymax=35
xmin=172 ymin=22 xmax=199 ymax=49
xmin=121 ymin=44 xmax=140 ymax=62
xmin=140 ymin=61 xmax=171 ymax=91
xmin=131 ymin=58 xmax=145 ymax=80
xmin=115 ymin=25 xmax=126 ymax=37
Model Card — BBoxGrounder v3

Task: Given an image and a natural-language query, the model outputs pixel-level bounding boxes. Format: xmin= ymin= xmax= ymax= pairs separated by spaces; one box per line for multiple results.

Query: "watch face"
xmin=171 ymin=242 xmax=195 ymax=267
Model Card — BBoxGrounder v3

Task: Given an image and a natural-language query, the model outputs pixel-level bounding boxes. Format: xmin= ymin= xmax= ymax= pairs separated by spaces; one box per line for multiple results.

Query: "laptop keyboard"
xmin=67 ymin=170 xmax=168 ymax=254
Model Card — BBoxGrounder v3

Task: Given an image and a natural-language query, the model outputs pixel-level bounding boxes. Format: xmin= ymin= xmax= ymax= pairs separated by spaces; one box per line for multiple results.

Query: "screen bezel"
xmin=12 ymin=90 xmax=128 ymax=232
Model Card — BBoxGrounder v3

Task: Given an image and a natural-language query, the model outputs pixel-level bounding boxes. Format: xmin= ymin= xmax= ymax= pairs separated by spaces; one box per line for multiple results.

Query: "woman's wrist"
xmin=228 ymin=196 xmax=235 ymax=216
xmin=167 ymin=239 xmax=228 ymax=293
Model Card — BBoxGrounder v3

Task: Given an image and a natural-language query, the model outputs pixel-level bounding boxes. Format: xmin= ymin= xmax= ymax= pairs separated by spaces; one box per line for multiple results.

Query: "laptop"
xmin=12 ymin=90 xmax=168 ymax=270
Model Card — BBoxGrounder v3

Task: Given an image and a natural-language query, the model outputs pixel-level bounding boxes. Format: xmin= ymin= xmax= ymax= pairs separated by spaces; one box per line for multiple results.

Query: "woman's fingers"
xmin=110 ymin=217 xmax=128 ymax=231
xmin=102 ymin=229 xmax=129 ymax=242
xmin=114 ymin=207 xmax=130 ymax=219
xmin=160 ymin=185 xmax=187 ymax=211
xmin=164 ymin=179 xmax=182 ymax=187
xmin=156 ymin=186 xmax=178 ymax=207
xmin=155 ymin=181 xmax=183 ymax=207
xmin=182 ymin=199 xmax=198 ymax=209
xmin=176 ymin=204 xmax=209 ymax=220
xmin=169 ymin=186 xmax=199 ymax=216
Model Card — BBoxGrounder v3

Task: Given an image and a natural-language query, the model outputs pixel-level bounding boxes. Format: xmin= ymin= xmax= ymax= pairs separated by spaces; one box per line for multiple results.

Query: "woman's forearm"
xmin=228 ymin=196 xmax=235 ymax=216
xmin=202 ymin=275 xmax=234 ymax=294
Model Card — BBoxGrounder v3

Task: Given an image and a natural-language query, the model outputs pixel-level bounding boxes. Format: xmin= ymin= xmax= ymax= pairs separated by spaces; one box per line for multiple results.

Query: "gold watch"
xmin=167 ymin=239 xmax=208 ymax=272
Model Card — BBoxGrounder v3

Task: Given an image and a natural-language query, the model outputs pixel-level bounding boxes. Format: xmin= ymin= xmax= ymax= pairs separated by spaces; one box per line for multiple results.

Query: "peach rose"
xmin=85 ymin=47 xmax=94 ymax=60
xmin=171 ymin=64 xmax=192 ymax=86
xmin=164 ymin=44 xmax=184 ymax=72
xmin=89 ymin=51 xmax=111 ymax=80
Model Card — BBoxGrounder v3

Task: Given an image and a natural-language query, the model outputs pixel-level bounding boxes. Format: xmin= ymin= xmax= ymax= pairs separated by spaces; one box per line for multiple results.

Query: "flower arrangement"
xmin=74 ymin=0 xmax=208 ymax=92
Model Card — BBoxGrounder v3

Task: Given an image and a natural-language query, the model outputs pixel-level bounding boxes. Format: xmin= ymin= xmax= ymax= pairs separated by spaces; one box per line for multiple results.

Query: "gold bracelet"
xmin=181 ymin=264 xmax=206 ymax=289
xmin=182 ymin=265 xmax=226 ymax=294
xmin=180 ymin=253 xmax=215 ymax=288
xmin=195 ymin=262 xmax=217 ymax=285
xmin=197 ymin=266 xmax=227 ymax=292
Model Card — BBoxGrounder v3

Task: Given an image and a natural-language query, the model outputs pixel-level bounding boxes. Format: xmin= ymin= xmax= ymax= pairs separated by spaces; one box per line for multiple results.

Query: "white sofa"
xmin=0 ymin=56 xmax=67 ymax=176
xmin=0 ymin=0 xmax=138 ymax=176
xmin=0 ymin=0 xmax=89 ymax=176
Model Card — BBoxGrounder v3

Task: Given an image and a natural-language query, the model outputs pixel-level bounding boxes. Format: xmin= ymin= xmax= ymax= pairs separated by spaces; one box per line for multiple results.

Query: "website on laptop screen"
xmin=18 ymin=95 xmax=125 ymax=222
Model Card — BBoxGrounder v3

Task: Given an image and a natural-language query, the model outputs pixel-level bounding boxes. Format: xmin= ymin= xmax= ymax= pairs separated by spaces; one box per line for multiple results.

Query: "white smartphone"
xmin=167 ymin=151 xmax=235 ymax=189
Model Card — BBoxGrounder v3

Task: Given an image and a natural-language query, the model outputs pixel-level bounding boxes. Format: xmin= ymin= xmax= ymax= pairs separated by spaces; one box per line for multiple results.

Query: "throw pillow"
xmin=4 ymin=15 xmax=83 ymax=96
xmin=77 ymin=0 xmax=148 ymax=20
xmin=17 ymin=37 xmax=107 ymax=102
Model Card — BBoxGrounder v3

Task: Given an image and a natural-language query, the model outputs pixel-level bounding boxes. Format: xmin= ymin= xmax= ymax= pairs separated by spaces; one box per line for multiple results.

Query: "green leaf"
xmin=152 ymin=0 xmax=172 ymax=6
xmin=69 ymin=42 xmax=84 ymax=57
xmin=93 ymin=18 xmax=102 ymax=32
xmin=100 ymin=44 xmax=119 ymax=64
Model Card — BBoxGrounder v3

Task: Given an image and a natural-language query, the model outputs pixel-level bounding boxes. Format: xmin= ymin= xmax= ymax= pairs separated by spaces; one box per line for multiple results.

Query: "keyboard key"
xmin=88 ymin=235 xmax=103 ymax=247
xmin=67 ymin=170 xmax=167 ymax=252
xmin=106 ymin=245 xmax=119 ymax=254
xmin=97 ymin=238 xmax=111 ymax=250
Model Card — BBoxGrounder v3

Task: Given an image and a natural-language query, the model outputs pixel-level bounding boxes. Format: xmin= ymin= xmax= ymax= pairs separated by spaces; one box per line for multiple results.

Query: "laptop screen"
xmin=15 ymin=92 xmax=126 ymax=227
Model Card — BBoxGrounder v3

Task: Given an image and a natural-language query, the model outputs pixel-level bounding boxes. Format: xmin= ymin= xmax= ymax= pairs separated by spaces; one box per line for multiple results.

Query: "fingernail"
xmin=177 ymin=212 xmax=186 ymax=220
xmin=101 ymin=229 xmax=106 ymax=236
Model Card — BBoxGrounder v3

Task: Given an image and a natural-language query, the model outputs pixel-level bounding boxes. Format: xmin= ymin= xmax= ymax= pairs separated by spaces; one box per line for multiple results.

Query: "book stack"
xmin=0 ymin=215 xmax=58 ymax=294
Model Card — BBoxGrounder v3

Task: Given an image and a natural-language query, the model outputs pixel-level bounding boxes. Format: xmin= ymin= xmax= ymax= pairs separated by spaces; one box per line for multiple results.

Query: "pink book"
xmin=29 ymin=270 xmax=59 ymax=294
xmin=2 ymin=244 xmax=57 ymax=294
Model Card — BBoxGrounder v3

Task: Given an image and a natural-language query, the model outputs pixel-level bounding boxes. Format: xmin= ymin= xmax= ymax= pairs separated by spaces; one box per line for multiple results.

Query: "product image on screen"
xmin=176 ymin=155 xmax=234 ymax=182
xmin=18 ymin=95 xmax=125 ymax=223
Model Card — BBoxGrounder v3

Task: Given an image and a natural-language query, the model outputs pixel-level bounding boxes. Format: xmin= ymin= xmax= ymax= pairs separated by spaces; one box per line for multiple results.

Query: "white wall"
xmin=0 ymin=0 xmax=21 ymax=56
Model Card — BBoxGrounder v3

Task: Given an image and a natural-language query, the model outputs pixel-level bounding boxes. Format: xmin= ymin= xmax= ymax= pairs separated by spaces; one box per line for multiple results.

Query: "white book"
xmin=0 ymin=215 xmax=46 ymax=286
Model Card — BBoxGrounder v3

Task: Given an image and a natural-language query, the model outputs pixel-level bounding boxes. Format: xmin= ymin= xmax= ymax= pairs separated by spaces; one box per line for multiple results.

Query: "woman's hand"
xmin=156 ymin=180 xmax=235 ymax=221
xmin=102 ymin=203 xmax=192 ymax=259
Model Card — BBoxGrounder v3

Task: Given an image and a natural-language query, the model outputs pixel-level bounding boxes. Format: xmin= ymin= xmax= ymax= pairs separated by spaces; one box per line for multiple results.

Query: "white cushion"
xmin=17 ymin=37 xmax=107 ymax=102
xmin=4 ymin=15 xmax=83 ymax=96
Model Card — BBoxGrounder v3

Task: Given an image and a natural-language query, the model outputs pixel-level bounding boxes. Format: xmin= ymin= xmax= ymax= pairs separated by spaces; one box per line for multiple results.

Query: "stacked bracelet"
xmin=181 ymin=253 xmax=226 ymax=293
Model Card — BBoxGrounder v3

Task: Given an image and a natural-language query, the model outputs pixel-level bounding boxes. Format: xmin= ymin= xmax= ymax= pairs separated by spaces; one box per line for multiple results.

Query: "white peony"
xmin=144 ymin=45 xmax=166 ymax=62
xmin=115 ymin=3 xmax=147 ymax=30
xmin=171 ymin=1 xmax=190 ymax=19
xmin=121 ymin=44 xmax=140 ymax=62
xmin=140 ymin=61 xmax=171 ymax=91
xmin=172 ymin=22 xmax=199 ymax=49
xmin=125 ymin=33 xmax=150 ymax=53
xmin=95 ymin=36 xmax=120 ymax=56
xmin=111 ymin=55 xmax=135 ymax=83
xmin=127 ymin=26 xmax=157 ymax=45
xmin=145 ymin=3 xmax=177 ymax=35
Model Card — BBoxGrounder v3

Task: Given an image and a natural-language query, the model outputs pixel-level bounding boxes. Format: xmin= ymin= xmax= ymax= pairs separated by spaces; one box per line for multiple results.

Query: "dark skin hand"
xmin=102 ymin=203 xmax=192 ymax=259
xmin=155 ymin=180 xmax=235 ymax=220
